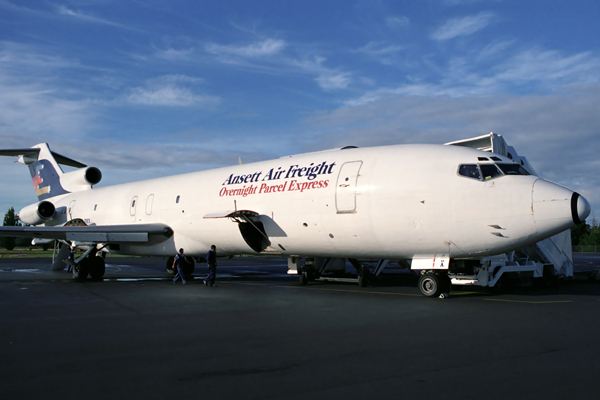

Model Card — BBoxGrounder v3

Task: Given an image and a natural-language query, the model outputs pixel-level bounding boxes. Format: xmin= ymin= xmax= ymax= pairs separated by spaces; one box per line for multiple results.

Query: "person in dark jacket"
xmin=66 ymin=246 xmax=75 ymax=273
xmin=204 ymin=245 xmax=217 ymax=287
xmin=172 ymin=248 xmax=190 ymax=285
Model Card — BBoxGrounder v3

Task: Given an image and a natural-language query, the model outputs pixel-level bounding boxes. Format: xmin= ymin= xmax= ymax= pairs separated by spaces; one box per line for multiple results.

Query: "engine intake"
xmin=61 ymin=166 xmax=102 ymax=192
xmin=18 ymin=201 xmax=56 ymax=225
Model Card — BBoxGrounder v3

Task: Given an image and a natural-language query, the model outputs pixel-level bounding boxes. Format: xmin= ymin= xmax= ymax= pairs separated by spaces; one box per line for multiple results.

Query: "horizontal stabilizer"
xmin=0 ymin=148 xmax=87 ymax=168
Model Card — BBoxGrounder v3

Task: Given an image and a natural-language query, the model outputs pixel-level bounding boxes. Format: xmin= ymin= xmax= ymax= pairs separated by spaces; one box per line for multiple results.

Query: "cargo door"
xmin=335 ymin=161 xmax=362 ymax=213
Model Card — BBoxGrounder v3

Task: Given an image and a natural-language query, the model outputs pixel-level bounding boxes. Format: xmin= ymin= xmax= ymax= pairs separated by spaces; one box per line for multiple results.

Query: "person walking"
xmin=204 ymin=245 xmax=217 ymax=287
xmin=172 ymin=248 xmax=191 ymax=285
xmin=66 ymin=245 xmax=75 ymax=273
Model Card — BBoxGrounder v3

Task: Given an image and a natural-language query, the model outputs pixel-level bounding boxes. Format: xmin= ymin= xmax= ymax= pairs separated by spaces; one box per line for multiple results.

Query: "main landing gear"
xmin=294 ymin=258 xmax=374 ymax=287
xmin=418 ymin=271 xmax=451 ymax=298
xmin=72 ymin=254 xmax=106 ymax=281
xmin=67 ymin=246 xmax=107 ymax=281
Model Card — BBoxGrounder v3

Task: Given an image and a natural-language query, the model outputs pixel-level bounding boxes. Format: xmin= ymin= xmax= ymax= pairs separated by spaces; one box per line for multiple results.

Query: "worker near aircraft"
xmin=205 ymin=245 xmax=217 ymax=287
xmin=172 ymin=248 xmax=191 ymax=285
xmin=67 ymin=245 xmax=75 ymax=273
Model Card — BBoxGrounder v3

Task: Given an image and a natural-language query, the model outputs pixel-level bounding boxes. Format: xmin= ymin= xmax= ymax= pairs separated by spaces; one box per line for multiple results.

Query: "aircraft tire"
xmin=358 ymin=275 xmax=367 ymax=287
xmin=418 ymin=273 xmax=442 ymax=297
xmin=299 ymin=272 xmax=309 ymax=285
xmin=73 ymin=260 xmax=90 ymax=281
xmin=183 ymin=257 xmax=195 ymax=278
xmin=166 ymin=257 xmax=195 ymax=277
xmin=89 ymin=256 xmax=106 ymax=280
xmin=166 ymin=256 xmax=175 ymax=276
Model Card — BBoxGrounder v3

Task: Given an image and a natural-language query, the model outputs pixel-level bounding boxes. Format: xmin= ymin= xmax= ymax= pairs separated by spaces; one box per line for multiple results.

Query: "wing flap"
xmin=0 ymin=223 xmax=172 ymax=244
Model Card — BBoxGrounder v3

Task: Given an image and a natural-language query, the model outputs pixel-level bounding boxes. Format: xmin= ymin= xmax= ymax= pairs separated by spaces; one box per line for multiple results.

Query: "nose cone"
xmin=572 ymin=193 xmax=591 ymax=224
xmin=532 ymin=179 xmax=583 ymax=236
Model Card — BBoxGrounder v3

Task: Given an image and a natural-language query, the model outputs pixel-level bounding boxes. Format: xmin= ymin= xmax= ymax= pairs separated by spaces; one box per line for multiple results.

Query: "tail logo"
xmin=32 ymin=164 xmax=51 ymax=197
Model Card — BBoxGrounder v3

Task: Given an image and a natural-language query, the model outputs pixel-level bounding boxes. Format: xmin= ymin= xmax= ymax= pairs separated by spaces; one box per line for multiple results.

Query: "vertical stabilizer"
xmin=0 ymin=143 xmax=98 ymax=201
xmin=25 ymin=144 xmax=69 ymax=201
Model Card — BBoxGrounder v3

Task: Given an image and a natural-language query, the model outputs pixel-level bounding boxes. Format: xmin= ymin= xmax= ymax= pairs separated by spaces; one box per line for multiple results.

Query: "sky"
xmin=1 ymin=0 xmax=599 ymax=223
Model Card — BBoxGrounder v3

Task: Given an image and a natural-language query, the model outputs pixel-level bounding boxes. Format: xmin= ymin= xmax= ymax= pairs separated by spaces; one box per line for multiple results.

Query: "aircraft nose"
xmin=572 ymin=192 xmax=591 ymax=225
xmin=532 ymin=179 xmax=586 ymax=235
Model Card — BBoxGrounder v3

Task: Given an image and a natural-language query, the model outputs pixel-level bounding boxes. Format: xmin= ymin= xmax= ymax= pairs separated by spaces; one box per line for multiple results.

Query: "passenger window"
xmin=176 ymin=195 xmax=180 ymax=204
xmin=480 ymin=164 xmax=502 ymax=180
xmin=458 ymin=165 xmax=481 ymax=180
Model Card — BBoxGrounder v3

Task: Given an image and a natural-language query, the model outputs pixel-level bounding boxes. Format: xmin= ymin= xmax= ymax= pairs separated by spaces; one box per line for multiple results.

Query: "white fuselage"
xmin=43 ymin=144 xmax=581 ymax=259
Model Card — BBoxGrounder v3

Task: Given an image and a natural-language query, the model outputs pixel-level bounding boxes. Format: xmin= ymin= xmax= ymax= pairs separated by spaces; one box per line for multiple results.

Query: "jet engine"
xmin=18 ymin=201 xmax=56 ymax=225
xmin=61 ymin=166 xmax=102 ymax=192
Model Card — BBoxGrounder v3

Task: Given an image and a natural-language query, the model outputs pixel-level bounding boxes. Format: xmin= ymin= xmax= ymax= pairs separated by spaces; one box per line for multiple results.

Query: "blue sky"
xmin=1 ymin=0 xmax=599 ymax=222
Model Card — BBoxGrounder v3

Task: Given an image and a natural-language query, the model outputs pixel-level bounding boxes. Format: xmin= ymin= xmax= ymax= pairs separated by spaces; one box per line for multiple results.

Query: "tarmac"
xmin=2 ymin=254 xmax=600 ymax=400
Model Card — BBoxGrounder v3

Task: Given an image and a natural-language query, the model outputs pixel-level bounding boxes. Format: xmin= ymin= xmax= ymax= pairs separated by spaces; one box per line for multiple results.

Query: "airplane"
xmin=0 ymin=139 xmax=591 ymax=297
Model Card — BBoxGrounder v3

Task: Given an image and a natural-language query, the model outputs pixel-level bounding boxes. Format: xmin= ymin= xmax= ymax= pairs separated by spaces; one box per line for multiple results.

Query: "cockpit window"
xmin=496 ymin=163 xmax=530 ymax=176
xmin=458 ymin=164 xmax=481 ymax=180
xmin=480 ymin=164 xmax=502 ymax=180
xmin=459 ymin=162 xmax=530 ymax=182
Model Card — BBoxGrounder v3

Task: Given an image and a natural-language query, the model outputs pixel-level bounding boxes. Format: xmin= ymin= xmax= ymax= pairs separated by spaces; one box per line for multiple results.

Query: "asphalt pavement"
xmin=1 ymin=254 xmax=600 ymax=400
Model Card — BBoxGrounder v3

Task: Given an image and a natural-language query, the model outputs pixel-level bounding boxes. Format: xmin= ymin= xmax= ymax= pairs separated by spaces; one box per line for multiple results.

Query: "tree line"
xmin=571 ymin=218 xmax=600 ymax=246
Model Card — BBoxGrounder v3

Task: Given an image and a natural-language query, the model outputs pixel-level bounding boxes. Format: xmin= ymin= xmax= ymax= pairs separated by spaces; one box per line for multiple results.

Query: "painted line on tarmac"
xmin=224 ymin=281 xmax=422 ymax=297
xmin=226 ymin=281 xmax=581 ymax=302
xmin=484 ymin=298 xmax=572 ymax=304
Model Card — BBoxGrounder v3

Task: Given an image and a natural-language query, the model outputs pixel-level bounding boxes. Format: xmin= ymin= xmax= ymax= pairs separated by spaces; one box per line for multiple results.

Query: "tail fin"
xmin=0 ymin=143 xmax=90 ymax=201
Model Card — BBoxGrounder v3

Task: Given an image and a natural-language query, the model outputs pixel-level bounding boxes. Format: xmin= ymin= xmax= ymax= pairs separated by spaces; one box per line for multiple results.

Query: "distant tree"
xmin=2 ymin=207 xmax=21 ymax=250
xmin=580 ymin=229 xmax=600 ymax=246
xmin=571 ymin=221 xmax=591 ymax=246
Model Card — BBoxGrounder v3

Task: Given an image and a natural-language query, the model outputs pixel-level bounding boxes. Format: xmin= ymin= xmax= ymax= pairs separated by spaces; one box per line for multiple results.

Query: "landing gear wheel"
xmin=166 ymin=256 xmax=175 ymax=276
xmin=299 ymin=272 xmax=309 ymax=285
xmin=418 ymin=273 xmax=442 ymax=297
xmin=183 ymin=257 xmax=195 ymax=278
xmin=73 ymin=259 xmax=90 ymax=281
xmin=89 ymin=256 xmax=106 ymax=280
xmin=358 ymin=275 xmax=367 ymax=287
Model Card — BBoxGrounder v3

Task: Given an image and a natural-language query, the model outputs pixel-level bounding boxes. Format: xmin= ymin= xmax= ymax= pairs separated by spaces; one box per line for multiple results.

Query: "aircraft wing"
xmin=0 ymin=223 xmax=173 ymax=243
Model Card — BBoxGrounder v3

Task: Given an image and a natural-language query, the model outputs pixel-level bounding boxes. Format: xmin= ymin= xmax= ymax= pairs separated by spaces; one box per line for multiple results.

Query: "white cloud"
xmin=316 ymin=73 xmax=352 ymax=91
xmin=0 ymin=41 xmax=82 ymax=71
xmin=154 ymin=47 xmax=195 ymax=62
xmin=0 ymin=43 xmax=97 ymax=137
xmin=151 ymin=75 xmax=204 ymax=84
xmin=386 ymin=16 xmax=410 ymax=29
xmin=356 ymin=41 xmax=404 ymax=65
xmin=345 ymin=48 xmax=600 ymax=106
xmin=125 ymin=84 xmax=219 ymax=107
xmin=55 ymin=5 xmax=141 ymax=31
xmin=205 ymin=39 xmax=286 ymax=58
xmin=431 ymin=12 xmax=495 ymax=41
xmin=122 ymin=74 xmax=218 ymax=107
xmin=203 ymin=39 xmax=354 ymax=92
xmin=495 ymin=49 xmax=600 ymax=86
